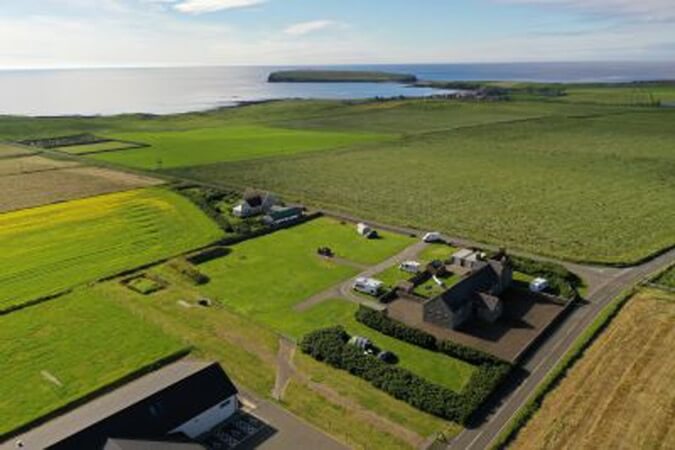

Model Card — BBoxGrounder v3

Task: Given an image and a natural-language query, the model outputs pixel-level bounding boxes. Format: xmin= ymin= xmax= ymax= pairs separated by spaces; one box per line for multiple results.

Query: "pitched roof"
xmin=8 ymin=361 xmax=237 ymax=450
xmin=104 ymin=438 xmax=204 ymax=450
xmin=474 ymin=292 xmax=501 ymax=312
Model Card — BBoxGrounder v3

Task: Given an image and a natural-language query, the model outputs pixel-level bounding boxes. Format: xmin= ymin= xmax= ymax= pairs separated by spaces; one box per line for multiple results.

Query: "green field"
xmin=92 ymin=125 xmax=389 ymax=169
xmin=0 ymin=188 xmax=223 ymax=311
xmin=172 ymin=110 xmax=675 ymax=264
xmin=56 ymin=141 xmax=137 ymax=154
xmin=654 ymin=266 xmax=675 ymax=289
xmin=198 ymin=217 xmax=413 ymax=325
xmin=0 ymin=288 xmax=185 ymax=437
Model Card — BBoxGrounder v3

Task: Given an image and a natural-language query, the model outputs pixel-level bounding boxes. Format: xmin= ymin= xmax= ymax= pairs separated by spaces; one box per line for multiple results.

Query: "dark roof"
xmin=437 ymin=260 xmax=506 ymax=312
xmin=474 ymin=292 xmax=501 ymax=312
xmin=104 ymin=438 xmax=205 ymax=450
xmin=36 ymin=362 xmax=237 ymax=450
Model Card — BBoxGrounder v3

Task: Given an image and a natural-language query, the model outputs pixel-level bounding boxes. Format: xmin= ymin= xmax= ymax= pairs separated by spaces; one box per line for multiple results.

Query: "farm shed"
xmin=14 ymin=361 xmax=239 ymax=450
xmin=262 ymin=205 xmax=304 ymax=226
xmin=356 ymin=223 xmax=378 ymax=239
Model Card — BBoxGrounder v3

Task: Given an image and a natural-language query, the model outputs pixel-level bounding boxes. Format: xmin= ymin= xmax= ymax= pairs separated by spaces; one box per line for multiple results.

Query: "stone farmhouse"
xmin=389 ymin=250 xmax=513 ymax=330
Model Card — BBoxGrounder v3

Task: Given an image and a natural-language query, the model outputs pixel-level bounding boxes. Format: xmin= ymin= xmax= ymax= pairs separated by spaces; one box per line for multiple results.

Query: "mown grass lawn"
xmin=91 ymin=125 xmax=389 ymax=169
xmin=175 ymin=110 xmax=675 ymax=264
xmin=0 ymin=288 xmax=185 ymax=437
xmin=0 ymin=188 xmax=223 ymax=311
xmin=198 ymin=217 xmax=414 ymax=327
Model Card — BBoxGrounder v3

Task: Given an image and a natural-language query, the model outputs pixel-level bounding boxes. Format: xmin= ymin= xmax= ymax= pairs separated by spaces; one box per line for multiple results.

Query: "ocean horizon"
xmin=2 ymin=61 xmax=674 ymax=116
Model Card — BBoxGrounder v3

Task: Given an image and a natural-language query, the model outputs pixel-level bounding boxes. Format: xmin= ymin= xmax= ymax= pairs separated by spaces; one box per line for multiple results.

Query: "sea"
xmin=1 ymin=61 xmax=673 ymax=116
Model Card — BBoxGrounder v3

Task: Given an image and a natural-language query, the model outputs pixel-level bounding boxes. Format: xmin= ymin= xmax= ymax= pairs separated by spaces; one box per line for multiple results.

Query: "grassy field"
xmin=0 ymin=188 xmax=222 ymax=311
xmin=510 ymin=288 xmax=675 ymax=450
xmin=56 ymin=141 xmax=138 ymax=154
xmin=0 ymin=288 xmax=185 ymax=437
xmin=197 ymin=217 xmax=414 ymax=328
xmin=92 ymin=125 xmax=389 ymax=169
xmin=0 ymin=155 xmax=78 ymax=176
xmin=654 ymin=265 xmax=675 ymax=289
xmin=173 ymin=110 xmax=675 ymax=264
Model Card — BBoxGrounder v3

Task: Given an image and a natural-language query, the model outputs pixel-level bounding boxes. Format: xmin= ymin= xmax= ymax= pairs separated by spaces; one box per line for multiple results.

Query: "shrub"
xmin=353 ymin=307 xmax=512 ymax=423
xmin=355 ymin=306 xmax=437 ymax=350
xmin=302 ymin=320 xmax=512 ymax=425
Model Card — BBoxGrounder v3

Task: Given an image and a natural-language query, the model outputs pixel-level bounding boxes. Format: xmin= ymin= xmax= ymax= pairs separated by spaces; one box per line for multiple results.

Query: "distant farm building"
xmin=262 ymin=205 xmax=304 ymax=226
xmin=232 ymin=190 xmax=277 ymax=218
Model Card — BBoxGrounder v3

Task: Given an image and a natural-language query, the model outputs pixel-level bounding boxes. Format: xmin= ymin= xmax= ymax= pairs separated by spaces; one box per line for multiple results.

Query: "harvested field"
xmin=510 ymin=288 xmax=675 ymax=450
xmin=0 ymin=188 xmax=223 ymax=312
xmin=0 ymin=142 xmax=33 ymax=158
xmin=0 ymin=165 xmax=163 ymax=213
xmin=0 ymin=155 xmax=79 ymax=176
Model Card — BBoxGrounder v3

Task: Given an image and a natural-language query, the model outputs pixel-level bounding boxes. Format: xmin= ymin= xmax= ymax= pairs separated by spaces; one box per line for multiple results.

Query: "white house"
xmin=232 ymin=190 xmax=277 ymax=218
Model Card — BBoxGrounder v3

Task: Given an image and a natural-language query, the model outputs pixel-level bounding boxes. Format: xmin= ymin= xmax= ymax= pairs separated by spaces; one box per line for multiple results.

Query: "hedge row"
xmin=300 ymin=327 xmax=478 ymax=423
xmin=353 ymin=307 xmax=512 ymax=421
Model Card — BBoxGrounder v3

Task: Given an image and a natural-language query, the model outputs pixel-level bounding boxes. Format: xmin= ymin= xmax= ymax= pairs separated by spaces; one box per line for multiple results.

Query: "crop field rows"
xmin=0 ymin=164 xmax=164 ymax=213
xmin=0 ymin=188 xmax=223 ymax=312
xmin=510 ymin=288 xmax=675 ymax=450
xmin=171 ymin=109 xmax=675 ymax=264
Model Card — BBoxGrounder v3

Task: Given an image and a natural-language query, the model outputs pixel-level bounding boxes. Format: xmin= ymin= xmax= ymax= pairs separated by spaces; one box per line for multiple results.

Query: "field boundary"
xmin=0 ymin=348 xmax=192 ymax=443
xmin=489 ymin=286 xmax=639 ymax=450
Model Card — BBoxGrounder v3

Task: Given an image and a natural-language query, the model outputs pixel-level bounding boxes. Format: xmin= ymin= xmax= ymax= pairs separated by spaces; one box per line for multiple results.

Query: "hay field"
xmin=0 ymin=288 xmax=185 ymax=437
xmin=0 ymin=165 xmax=163 ymax=213
xmin=0 ymin=155 xmax=79 ymax=176
xmin=0 ymin=142 xmax=33 ymax=158
xmin=510 ymin=288 xmax=675 ymax=450
xmin=0 ymin=188 xmax=223 ymax=311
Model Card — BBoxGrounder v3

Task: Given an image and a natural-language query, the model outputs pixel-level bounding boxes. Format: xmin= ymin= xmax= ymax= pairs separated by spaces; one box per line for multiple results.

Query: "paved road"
xmin=447 ymin=247 xmax=675 ymax=450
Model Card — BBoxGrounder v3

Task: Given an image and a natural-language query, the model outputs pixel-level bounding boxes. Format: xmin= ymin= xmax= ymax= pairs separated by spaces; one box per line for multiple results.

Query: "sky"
xmin=0 ymin=0 xmax=674 ymax=68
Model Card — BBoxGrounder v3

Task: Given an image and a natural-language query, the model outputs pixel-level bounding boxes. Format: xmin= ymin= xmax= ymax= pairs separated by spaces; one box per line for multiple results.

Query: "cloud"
xmin=173 ymin=0 xmax=265 ymax=14
xmin=498 ymin=0 xmax=675 ymax=22
xmin=284 ymin=20 xmax=339 ymax=36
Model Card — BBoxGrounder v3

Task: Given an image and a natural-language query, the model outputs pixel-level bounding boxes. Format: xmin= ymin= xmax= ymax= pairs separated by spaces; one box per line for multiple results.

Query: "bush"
xmin=302 ymin=320 xmax=512 ymax=425
xmin=353 ymin=307 xmax=512 ymax=423
xmin=355 ymin=306 xmax=437 ymax=350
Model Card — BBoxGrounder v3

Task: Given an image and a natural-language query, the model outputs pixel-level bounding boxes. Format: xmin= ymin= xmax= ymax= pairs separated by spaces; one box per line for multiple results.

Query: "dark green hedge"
xmin=355 ymin=306 xmax=436 ymax=350
xmin=301 ymin=321 xmax=512 ymax=425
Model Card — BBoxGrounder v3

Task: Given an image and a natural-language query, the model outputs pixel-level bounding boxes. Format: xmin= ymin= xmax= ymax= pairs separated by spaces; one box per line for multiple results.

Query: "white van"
xmin=399 ymin=261 xmax=421 ymax=273
xmin=530 ymin=277 xmax=549 ymax=293
xmin=353 ymin=277 xmax=384 ymax=296
xmin=423 ymin=232 xmax=443 ymax=243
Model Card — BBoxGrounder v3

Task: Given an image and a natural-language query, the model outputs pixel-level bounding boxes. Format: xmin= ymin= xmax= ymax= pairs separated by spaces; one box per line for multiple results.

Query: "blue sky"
xmin=1 ymin=0 xmax=674 ymax=68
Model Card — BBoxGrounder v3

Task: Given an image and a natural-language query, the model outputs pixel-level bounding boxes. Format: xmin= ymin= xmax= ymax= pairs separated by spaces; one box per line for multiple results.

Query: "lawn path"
xmin=272 ymin=337 xmax=296 ymax=401
xmin=294 ymin=241 xmax=428 ymax=312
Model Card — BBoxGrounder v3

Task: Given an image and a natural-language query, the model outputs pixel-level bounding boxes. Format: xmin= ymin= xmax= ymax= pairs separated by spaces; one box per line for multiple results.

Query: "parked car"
xmin=530 ymin=277 xmax=549 ymax=293
xmin=423 ymin=232 xmax=443 ymax=243
xmin=377 ymin=351 xmax=398 ymax=364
